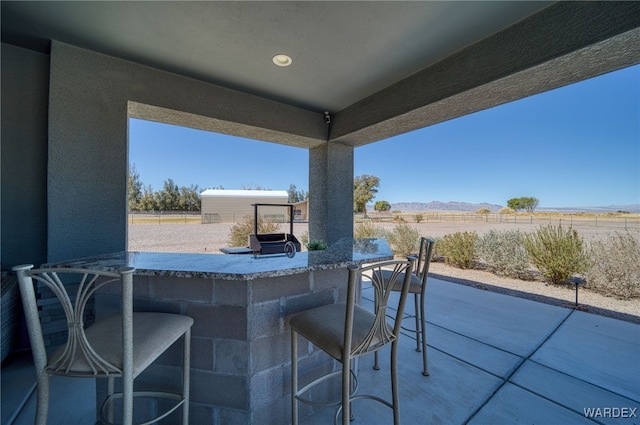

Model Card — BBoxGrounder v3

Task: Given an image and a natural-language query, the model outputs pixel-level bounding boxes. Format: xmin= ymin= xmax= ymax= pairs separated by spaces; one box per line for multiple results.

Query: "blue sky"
xmin=129 ymin=64 xmax=639 ymax=209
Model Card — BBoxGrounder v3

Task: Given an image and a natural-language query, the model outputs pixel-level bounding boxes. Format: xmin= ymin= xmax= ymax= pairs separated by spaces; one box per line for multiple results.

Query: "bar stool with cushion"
xmin=290 ymin=258 xmax=415 ymax=425
xmin=12 ymin=264 xmax=194 ymax=425
xmin=374 ymin=237 xmax=435 ymax=376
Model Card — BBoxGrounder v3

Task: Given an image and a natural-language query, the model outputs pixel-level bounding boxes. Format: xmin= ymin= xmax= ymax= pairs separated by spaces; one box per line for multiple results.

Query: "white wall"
xmin=201 ymin=191 xmax=289 ymax=223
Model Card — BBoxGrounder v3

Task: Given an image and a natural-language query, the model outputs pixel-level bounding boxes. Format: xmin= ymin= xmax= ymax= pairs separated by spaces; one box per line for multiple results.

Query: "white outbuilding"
xmin=200 ymin=189 xmax=289 ymax=223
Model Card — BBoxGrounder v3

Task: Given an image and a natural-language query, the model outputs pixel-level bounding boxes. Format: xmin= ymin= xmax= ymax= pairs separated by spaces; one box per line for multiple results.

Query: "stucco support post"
xmin=309 ymin=142 xmax=354 ymax=245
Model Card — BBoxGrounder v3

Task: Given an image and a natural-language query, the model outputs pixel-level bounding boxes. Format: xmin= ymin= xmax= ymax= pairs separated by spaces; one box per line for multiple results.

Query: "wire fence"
xmin=130 ymin=211 xmax=640 ymax=231
xmin=129 ymin=211 xmax=201 ymax=224
xmin=356 ymin=212 xmax=640 ymax=231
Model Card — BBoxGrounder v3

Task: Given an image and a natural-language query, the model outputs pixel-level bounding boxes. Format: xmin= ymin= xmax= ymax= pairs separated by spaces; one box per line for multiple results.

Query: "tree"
xmin=156 ymin=178 xmax=180 ymax=210
xmin=507 ymin=196 xmax=539 ymax=212
xmin=287 ymin=184 xmax=308 ymax=203
xmin=179 ymin=184 xmax=201 ymax=211
xmin=506 ymin=198 xmax=522 ymax=211
xmin=241 ymin=184 xmax=270 ymax=190
xmin=523 ymin=197 xmax=540 ymax=212
xmin=353 ymin=174 xmax=380 ymax=213
xmin=374 ymin=200 xmax=391 ymax=212
xmin=139 ymin=185 xmax=157 ymax=211
xmin=128 ymin=164 xmax=143 ymax=211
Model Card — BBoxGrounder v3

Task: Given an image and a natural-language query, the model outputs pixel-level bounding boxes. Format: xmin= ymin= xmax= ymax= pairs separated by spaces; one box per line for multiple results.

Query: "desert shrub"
xmin=499 ymin=207 xmax=515 ymax=214
xmin=438 ymin=231 xmax=478 ymax=269
xmin=354 ymin=221 xmax=382 ymax=239
xmin=414 ymin=213 xmax=424 ymax=223
xmin=476 ymin=208 xmax=491 ymax=215
xmin=586 ymin=232 xmax=640 ymax=299
xmin=522 ymin=225 xmax=589 ymax=285
xmin=228 ymin=215 xmax=281 ymax=247
xmin=429 ymin=237 xmax=444 ymax=261
xmin=306 ymin=239 xmax=328 ymax=251
xmin=386 ymin=224 xmax=420 ymax=257
xmin=392 ymin=214 xmax=406 ymax=223
xmin=475 ymin=230 xmax=529 ymax=278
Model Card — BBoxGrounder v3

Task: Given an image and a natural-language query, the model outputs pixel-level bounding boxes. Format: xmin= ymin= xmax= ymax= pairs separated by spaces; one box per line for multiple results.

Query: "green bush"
xmin=228 ymin=215 xmax=281 ymax=247
xmin=306 ymin=239 xmax=328 ymax=250
xmin=438 ymin=231 xmax=478 ymax=269
xmin=414 ymin=213 xmax=424 ymax=223
xmin=429 ymin=237 xmax=444 ymax=261
xmin=354 ymin=221 xmax=381 ymax=239
xmin=586 ymin=232 xmax=640 ymax=299
xmin=386 ymin=224 xmax=420 ymax=257
xmin=522 ymin=225 xmax=589 ymax=285
xmin=475 ymin=230 xmax=529 ymax=278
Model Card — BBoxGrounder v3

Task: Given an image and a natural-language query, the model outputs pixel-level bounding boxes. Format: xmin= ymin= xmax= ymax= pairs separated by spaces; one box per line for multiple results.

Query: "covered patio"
xmin=3 ymin=2 xmax=640 ymax=267
xmin=2 ymin=2 xmax=640 ymax=424
xmin=4 ymin=276 xmax=638 ymax=424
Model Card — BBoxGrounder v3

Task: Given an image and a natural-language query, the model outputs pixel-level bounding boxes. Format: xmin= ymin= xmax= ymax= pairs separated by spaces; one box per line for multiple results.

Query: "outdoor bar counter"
xmin=48 ymin=238 xmax=393 ymax=424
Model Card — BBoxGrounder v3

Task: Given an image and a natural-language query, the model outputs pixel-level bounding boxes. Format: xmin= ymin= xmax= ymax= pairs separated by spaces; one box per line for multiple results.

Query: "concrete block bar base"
xmin=48 ymin=238 xmax=392 ymax=424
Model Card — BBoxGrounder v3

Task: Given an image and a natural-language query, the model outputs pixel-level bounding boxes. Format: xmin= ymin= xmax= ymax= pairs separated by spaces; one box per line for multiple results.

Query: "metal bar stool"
xmin=290 ymin=257 xmax=416 ymax=425
xmin=374 ymin=237 xmax=435 ymax=376
xmin=13 ymin=265 xmax=193 ymax=425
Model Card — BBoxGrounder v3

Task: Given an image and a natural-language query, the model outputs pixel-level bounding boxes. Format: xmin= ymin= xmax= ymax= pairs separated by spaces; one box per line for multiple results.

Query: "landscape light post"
xmin=570 ymin=276 xmax=586 ymax=307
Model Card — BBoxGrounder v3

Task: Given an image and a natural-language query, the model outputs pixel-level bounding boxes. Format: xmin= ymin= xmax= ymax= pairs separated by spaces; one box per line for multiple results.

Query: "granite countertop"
xmin=45 ymin=238 xmax=393 ymax=280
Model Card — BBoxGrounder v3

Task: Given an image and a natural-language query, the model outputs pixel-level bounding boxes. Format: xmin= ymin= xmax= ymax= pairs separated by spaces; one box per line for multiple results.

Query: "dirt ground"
xmin=128 ymin=220 xmax=640 ymax=324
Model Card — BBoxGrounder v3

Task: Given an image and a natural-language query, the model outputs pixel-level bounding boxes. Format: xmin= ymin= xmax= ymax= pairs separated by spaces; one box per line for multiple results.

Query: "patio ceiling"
xmin=2 ymin=1 xmax=640 ymax=147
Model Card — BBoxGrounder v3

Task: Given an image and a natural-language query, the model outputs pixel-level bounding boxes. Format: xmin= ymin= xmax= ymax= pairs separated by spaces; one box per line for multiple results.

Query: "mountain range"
xmin=386 ymin=201 xmax=640 ymax=213
xmin=391 ymin=201 xmax=502 ymax=212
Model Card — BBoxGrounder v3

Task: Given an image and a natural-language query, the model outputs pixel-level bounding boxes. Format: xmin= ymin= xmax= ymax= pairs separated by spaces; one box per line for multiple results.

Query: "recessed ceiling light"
xmin=272 ymin=54 xmax=292 ymax=67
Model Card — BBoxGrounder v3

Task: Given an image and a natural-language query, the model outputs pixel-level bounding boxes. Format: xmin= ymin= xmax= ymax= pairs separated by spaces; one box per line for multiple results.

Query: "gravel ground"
xmin=128 ymin=221 xmax=640 ymax=324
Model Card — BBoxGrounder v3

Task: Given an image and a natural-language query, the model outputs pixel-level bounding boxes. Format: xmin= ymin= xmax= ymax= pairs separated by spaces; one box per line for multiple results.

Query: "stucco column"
xmin=46 ymin=42 xmax=325 ymax=262
xmin=309 ymin=142 xmax=354 ymax=245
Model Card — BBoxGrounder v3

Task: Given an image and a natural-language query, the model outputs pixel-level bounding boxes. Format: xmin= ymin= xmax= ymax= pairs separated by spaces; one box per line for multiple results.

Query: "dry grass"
xmin=128 ymin=215 xmax=640 ymax=322
xmin=129 ymin=214 xmax=200 ymax=225
xmin=587 ymin=232 xmax=640 ymax=299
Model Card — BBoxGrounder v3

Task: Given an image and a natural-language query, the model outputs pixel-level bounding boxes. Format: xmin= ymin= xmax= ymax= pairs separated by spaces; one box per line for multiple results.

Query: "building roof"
xmin=200 ymin=189 xmax=288 ymax=198
xmin=3 ymin=2 xmax=637 ymax=147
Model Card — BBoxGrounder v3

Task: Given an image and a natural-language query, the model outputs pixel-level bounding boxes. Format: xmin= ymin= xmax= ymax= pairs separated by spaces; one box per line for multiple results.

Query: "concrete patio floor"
xmin=3 ymin=277 xmax=639 ymax=424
